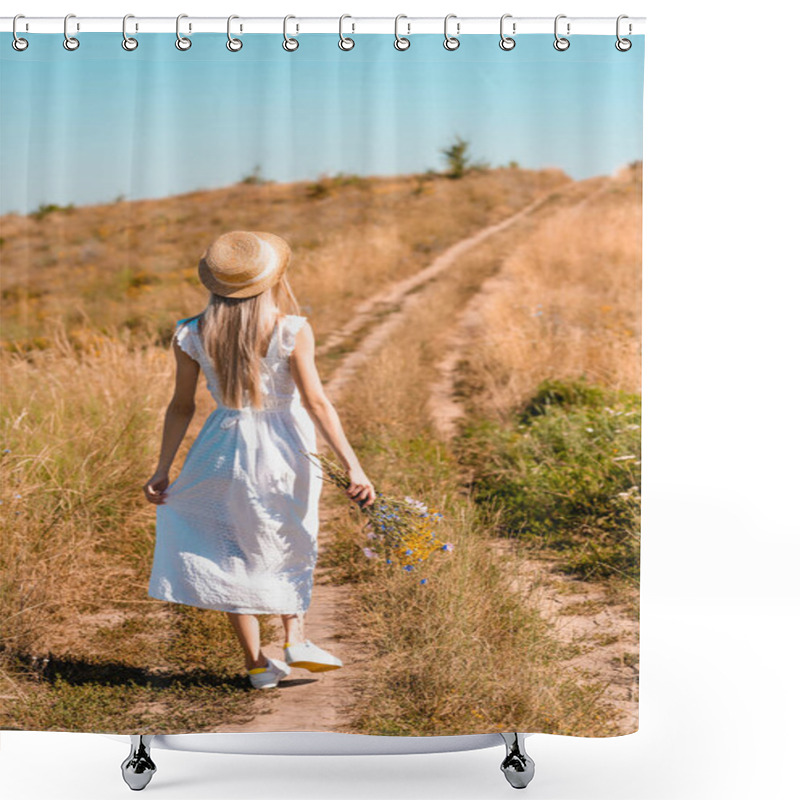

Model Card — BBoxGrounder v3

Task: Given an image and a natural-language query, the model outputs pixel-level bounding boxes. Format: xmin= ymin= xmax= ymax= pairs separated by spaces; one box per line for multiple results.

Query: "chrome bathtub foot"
xmin=121 ymin=735 xmax=157 ymax=791
xmin=499 ymin=733 xmax=535 ymax=789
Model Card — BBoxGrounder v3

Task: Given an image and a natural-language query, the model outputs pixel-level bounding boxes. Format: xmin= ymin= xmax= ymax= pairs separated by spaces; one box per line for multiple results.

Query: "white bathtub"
xmin=104 ymin=730 xmax=510 ymax=755
xmin=107 ymin=731 xmax=535 ymax=790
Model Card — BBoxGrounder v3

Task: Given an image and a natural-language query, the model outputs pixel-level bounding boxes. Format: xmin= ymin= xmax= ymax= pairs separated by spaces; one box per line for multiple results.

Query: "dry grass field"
xmin=0 ymin=162 xmax=641 ymax=736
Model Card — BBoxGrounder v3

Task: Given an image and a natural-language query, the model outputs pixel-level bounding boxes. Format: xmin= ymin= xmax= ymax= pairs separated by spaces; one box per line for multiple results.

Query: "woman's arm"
xmin=289 ymin=320 xmax=376 ymax=507
xmin=143 ymin=339 xmax=200 ymax=505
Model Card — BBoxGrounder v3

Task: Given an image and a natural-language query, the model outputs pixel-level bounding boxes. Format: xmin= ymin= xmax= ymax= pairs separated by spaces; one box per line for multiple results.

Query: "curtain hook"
xmin=615 ymin=14 xmax=632 ymax=51
xmin=443 ymin=13 xmax=460 ymax=51
xmin=499 ymin=13 xmax=516 ymax=51
xmin=122 ymin=14 xmax=138 ymax=51
xmin=12 ymin=14 xmax=29 ymax=51
xmin=176 ymin=13 xmax=192 ymax=50
xmin=339 ymin=14 xmax=355 ymax=50
xmin=283 ymin=15 xmax=299 ymax=51
xmin=227 ymin=15 xmax=243 ymax=51
xmin=553 ymin=14 xmax=570 ymax=51
xmin=394 ymin=14 xmax=410 ymax=51
xmin=63 ymin=13 xmax=80 ymax=51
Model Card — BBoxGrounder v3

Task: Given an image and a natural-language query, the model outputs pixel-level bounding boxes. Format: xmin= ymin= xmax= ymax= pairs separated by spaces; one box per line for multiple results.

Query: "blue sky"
xmin=0 ymin=33 xmax=643 ymax=214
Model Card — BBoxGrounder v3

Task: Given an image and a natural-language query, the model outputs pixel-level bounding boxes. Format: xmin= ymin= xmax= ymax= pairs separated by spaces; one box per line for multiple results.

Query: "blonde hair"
xmin=189 ymin=273 xmax=302 ymax=410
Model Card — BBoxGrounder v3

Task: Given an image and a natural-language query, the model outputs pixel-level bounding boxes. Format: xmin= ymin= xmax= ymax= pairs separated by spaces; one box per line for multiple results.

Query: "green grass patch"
xmin=456 ymin=377 xmax=641 ymax=583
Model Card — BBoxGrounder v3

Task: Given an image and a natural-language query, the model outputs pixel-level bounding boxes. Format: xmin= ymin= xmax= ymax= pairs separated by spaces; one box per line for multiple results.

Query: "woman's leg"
xmin=281 ymin=612 xmax=304 ymax=645
xmin=226 ymin=612 xmax=268 ymax=671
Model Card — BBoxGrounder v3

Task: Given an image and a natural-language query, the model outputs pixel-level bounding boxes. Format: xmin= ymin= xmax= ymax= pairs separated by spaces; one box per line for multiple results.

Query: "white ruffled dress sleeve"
xmin=173 ymin=317 xmax=199 ymax=361
xmin=279 ymin=315 xmax=308 ymax=358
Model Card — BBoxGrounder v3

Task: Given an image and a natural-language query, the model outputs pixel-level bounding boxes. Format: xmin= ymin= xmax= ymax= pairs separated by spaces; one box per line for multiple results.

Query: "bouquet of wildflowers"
xmin=303 ymin=451 xmax=453 ymax=584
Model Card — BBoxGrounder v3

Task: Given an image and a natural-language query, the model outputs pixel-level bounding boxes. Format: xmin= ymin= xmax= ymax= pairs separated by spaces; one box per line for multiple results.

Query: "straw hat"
xmin=198 ymin=231 xmax=291 ymax=298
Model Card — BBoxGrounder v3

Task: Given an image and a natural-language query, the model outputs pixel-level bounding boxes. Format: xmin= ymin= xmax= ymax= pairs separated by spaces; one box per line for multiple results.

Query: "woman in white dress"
xmin=142 ymin=231 xmax=376 ymax=690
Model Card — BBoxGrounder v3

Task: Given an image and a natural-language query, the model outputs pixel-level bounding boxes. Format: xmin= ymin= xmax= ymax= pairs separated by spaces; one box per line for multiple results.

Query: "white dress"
xmin=148 ymin=313 xmax=323 ymax=615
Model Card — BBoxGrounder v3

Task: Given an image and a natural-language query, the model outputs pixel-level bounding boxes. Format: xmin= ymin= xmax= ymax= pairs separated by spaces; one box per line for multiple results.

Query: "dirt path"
xmin=426 ymin=178 xmax=639 ymax=732
xmin=427 ymin=179 xmax=612 ymax=440
xmin=321 ymin=189 xmax=564 ymax=402
xmin=214 ymin=508 xmax=369 ymax=733
xmin=220 ymin=190 xmax=572 ymax=732
xmin=316 ymin=191 xmax=561 ymax=362
xmin=491 ymin=539 xmax=639 ymax=732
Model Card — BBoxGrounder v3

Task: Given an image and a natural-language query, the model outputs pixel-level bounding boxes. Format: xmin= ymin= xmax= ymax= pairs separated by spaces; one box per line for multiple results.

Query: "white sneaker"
xmin=247 ymin=657 xmax=291 ymax=689
xmin=283 ymin=639 xmax=343 ymax=672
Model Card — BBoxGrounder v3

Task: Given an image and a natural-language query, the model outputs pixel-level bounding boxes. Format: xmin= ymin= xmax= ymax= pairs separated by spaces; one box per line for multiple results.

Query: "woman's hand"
xmin=143 ymin=470 xmax=170 ymax=505
xmin=345 ymin=465 xmax=376 ymax=507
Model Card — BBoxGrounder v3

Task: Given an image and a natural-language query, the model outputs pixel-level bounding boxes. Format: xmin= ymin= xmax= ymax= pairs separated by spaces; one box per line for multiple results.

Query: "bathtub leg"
xmin=121 ymin=735 xmax=157 ymax=791
xmin=499 ymin=733 xmax=535 ymax=789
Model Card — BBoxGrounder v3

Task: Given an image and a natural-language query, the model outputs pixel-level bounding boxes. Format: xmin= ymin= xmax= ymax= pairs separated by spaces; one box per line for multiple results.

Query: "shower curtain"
xmin=0 ymin=27 xmax=644 ymax=740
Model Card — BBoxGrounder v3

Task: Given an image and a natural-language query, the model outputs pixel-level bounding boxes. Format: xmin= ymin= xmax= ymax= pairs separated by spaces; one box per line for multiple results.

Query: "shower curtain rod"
xmin=1 ymin=15 xmax=646 ymax=36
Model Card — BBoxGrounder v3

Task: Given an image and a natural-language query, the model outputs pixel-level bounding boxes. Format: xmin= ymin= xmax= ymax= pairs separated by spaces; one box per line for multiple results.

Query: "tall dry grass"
xmin=456 ymin=167 xmax=642 ymax=422
xmin=340 ymin=500 xmax=616 ymax=736
xmin=0 ymin=324 xmax=170 ymax=664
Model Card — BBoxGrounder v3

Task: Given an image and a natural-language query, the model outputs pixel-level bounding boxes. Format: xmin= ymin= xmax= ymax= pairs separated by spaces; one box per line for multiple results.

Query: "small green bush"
xmin=240 ymin=164 xmax=268 ymax=185
xmin=31 ymin=203 xmax=75 ymax=221
xmin=441 ymin=135 xmax=471 ymax=179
